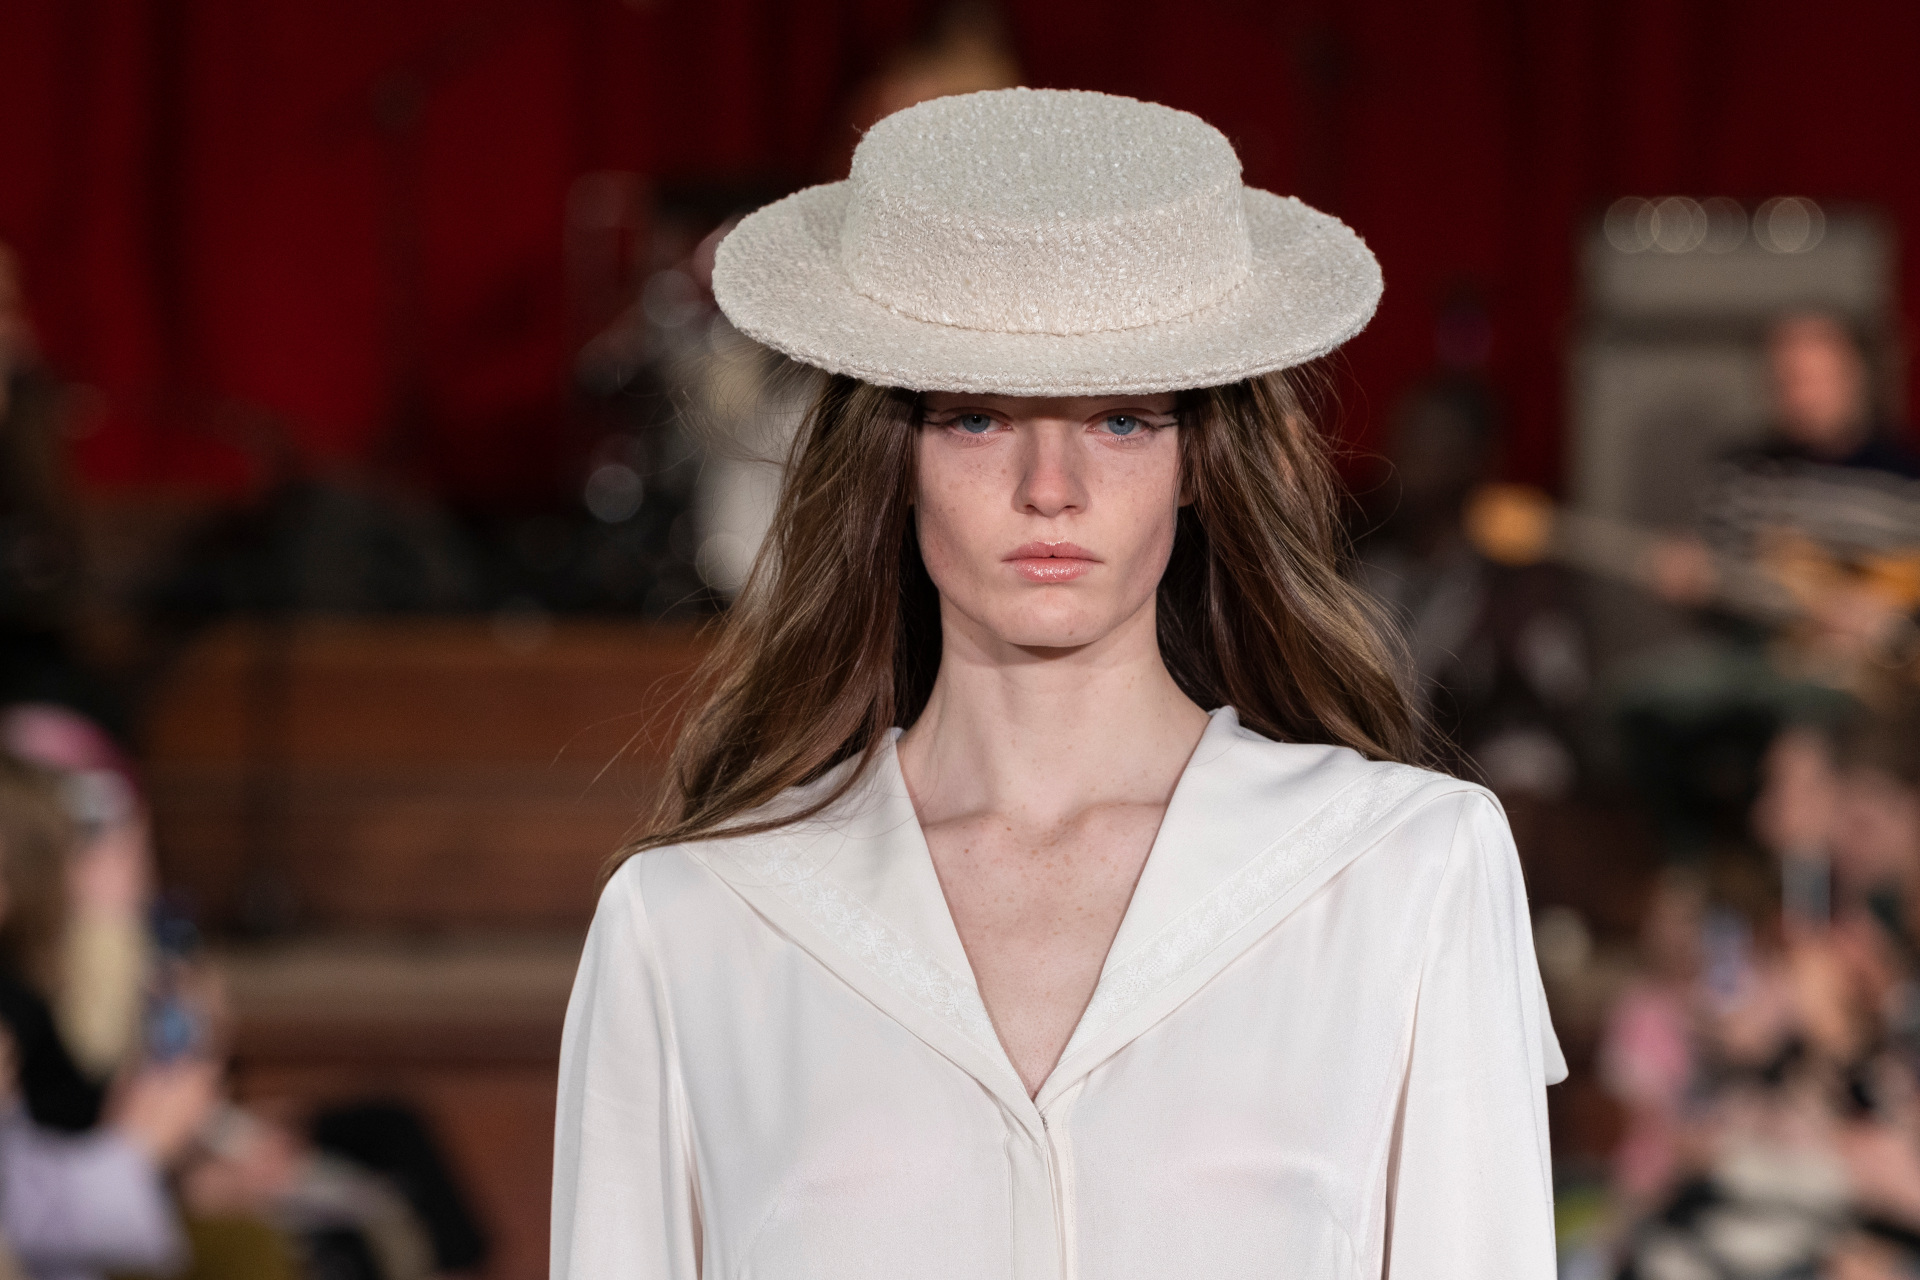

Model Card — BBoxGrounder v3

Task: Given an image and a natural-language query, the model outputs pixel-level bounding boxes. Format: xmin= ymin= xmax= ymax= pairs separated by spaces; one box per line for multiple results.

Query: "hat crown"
xmin=839 ymin=89 xmax=1253 ymax=336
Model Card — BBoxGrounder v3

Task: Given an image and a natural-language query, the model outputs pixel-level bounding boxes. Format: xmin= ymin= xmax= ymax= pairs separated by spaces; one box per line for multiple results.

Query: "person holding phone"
xmin=0 ymin=752 xmax=216 ymax=1280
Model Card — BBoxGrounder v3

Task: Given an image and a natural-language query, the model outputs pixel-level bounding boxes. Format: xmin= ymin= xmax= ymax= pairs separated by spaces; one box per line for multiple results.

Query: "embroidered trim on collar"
xmin=723 ymin=836 xmax=1002 ymax=1054
xmin=1065 ymin=765 xmax=1435 ymax=1054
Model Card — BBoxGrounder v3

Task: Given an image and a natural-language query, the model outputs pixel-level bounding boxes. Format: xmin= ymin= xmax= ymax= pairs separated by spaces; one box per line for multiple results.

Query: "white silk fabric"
xmin=553 ymin=708 xmax=1566 ymax=1279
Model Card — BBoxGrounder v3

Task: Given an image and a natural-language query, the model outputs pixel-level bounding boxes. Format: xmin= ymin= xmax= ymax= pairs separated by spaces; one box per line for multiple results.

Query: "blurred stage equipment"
xmin=572 ymin=178 xmax=814 ymax=605
xmin=1354 ymin=366 xmax=1595 ymax=800
xmin=568 ymin=3 xmax=1021 ymax=601
xmin=1466 ymin=482 xmax=1920 ymax=683
xmin=1570 ymin=197 xmax=1898 ymax=659
xmin=1575 ymin=198 xmax=1895 ymax=527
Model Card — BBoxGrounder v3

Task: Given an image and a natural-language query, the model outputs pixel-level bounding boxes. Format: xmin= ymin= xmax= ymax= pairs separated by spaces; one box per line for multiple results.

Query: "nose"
xmin=1013 ymin=423 xmax=1087 ymax=518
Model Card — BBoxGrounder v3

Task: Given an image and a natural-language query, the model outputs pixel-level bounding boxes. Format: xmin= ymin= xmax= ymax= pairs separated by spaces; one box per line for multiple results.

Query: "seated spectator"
xmin=1 ymin=704 xmax=153 ymax=1086
xmin=0 ymin=751 xmax=218 ymax=1280
xmin=1621 ymin=314 xmax=1918 ymax=863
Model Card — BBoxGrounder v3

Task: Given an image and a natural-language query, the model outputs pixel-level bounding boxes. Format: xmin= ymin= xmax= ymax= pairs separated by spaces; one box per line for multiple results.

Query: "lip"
xmin=1004 ymin=541 xmax=1100 ymax=583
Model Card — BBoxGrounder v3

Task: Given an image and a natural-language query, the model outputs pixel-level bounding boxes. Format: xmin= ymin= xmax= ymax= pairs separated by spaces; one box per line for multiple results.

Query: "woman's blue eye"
xmin=1104 ymin=415 xmax=1144 ymax=436
xmin=956 ymin=414 xmax=995 ymax=434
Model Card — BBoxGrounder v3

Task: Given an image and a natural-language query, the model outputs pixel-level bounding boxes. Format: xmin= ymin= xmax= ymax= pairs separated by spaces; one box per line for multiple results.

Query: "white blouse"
xmin=553 ymin=708 xmax=1566 ymax=1279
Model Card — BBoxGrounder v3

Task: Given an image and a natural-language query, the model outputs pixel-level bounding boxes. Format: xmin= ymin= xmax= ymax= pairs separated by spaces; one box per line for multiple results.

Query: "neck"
xmin=896 ymin=598 xmax=1210 ymax=830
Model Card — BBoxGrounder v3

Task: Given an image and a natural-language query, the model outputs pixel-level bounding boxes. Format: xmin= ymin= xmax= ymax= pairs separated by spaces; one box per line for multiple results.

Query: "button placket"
xmin=1039 ymin=1080 xmax=1085 ymax=1280
xmin=1005 ymin=1115 xmax=1060 ymax=1279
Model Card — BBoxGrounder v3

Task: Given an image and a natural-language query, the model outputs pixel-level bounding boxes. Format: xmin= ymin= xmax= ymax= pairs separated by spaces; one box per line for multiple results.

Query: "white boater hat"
xmin=712 ymin=88 xmax=1382 ymax=397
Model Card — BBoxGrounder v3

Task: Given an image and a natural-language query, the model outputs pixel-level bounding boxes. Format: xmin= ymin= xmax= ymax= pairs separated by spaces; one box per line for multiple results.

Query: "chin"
xmin=975 ymin=597 xmax=1123 ymax=650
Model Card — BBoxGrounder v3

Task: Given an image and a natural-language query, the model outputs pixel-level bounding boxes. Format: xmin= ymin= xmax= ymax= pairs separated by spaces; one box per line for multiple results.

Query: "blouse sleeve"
xmin=0 ymin=1107 xmax=185 ymax=1274
xmin=1385 ymin=794 xmax=1563 ymax=1278
xmin=552 ymin=862 xmax=701 ymax=1280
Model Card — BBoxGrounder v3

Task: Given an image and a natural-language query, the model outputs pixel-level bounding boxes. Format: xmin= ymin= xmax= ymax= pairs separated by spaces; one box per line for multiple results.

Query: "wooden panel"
xmin=221 ymin=935 xmax=577 ymax=1280
xmin=142 ymin=618 xmax=708 ymax=765
xmin=142 ymin=619 xmax=709 ymax=929
xmin=150 ymin=764 xmax=654 ymax=927
xmin=219 ymin=934 xmax=577 ymax=1063
xmin=144 ymin=624 xmax=709 ymax=1267
xmin=233 ymin=1061 xmax=558 ymax=1280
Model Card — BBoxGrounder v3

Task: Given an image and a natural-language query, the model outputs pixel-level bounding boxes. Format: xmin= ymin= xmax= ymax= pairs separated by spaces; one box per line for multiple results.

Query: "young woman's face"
xmin=915 ymin=392 xmax=1183 ymax=651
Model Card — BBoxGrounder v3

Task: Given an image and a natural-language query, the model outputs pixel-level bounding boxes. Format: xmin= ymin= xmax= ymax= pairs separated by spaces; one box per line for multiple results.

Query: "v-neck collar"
xmin=690 ymin=746 xmax=1028 ymax=1115
xmin=691 ymin=709 xmax=1452 ymax=1124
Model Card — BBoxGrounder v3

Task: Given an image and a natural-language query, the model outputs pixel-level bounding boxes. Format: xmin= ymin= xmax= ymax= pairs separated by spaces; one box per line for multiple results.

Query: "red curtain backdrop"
xmin=3 ymin=0 xmax=1918 ymax=504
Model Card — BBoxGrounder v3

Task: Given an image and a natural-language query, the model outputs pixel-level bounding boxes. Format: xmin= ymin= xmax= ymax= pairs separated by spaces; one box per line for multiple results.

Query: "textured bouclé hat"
xmin=711 ymin=88 xmax=1382 ymax=396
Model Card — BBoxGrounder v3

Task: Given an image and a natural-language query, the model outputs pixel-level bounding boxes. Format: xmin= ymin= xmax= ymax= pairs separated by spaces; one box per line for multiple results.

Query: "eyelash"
xmin=933 ymin=413 xmax=1168 ymax=438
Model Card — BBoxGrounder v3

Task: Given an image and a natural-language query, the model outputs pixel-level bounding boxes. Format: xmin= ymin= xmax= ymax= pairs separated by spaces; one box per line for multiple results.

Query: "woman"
xmin=0 ymin=752 xmax=211 ymax=1280
xmin=554 ymin=89 xmax=1564 ymax=1279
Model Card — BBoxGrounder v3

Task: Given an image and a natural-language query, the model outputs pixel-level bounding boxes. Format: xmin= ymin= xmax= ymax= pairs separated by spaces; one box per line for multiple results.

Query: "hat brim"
xmin=712 ymin=182 xmax=1382 ymax=396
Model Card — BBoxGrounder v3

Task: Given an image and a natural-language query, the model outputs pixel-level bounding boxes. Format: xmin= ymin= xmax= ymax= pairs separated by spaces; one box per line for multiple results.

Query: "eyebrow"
xmin=920 ymin=398 xmax=1178 ymax=416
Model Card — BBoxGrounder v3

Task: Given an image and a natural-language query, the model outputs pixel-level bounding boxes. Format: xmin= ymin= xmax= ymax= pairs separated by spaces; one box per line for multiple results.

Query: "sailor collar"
xmin=689 ymin=707 xmax=1461 ymax=1126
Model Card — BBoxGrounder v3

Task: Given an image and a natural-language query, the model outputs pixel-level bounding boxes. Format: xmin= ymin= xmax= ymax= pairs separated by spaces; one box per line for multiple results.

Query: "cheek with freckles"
xmin=912 ymin=432 xmax=1183 ymax=646
xmin=912 ymin=453 xmax=1001 ymax=596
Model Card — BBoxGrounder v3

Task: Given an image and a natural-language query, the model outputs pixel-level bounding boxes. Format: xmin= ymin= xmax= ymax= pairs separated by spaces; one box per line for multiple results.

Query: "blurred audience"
xmin=0 ymin=711 xmax=486 ymax=1280
xmin=1584 ymin=694 xmax=1920 ymax=1277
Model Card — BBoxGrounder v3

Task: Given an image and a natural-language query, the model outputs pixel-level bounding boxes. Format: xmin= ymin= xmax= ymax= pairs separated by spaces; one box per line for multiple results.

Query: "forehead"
xmin=920 ymin=391 xmax=1179 ymax=416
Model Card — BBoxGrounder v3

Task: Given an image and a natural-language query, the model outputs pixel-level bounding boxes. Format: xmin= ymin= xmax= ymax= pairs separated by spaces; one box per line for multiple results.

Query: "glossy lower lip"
xmin=1008 ymin=558 xmax=1094 ymax=582
xmin=1004 ymin=542 xmax=1098 ymax=583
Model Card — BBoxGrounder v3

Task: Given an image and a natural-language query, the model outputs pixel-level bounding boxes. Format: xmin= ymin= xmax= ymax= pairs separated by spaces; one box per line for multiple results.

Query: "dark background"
xmin=4 ymin=0 xmax=1917 ymax=509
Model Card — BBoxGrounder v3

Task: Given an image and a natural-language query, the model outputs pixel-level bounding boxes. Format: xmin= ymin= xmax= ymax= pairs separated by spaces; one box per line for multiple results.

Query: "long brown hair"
xmin=620 ymin=368 xmax=1421 ymax=860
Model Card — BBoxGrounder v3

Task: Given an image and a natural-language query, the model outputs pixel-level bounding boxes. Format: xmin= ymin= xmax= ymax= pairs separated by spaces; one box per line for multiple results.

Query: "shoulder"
xmin=592 ymin=838 xmax=761 ymax=950
xmin=1336 ymin=756 xmax=1512 ymax=886
xmin=1243 ymin=744 xmax=1539 ymax=960
xmin=1221 ymin=716 xmax=1501 ymax=837
xmin=1210 ymin=718 xmax=1517 ymax=901
xmin=598 ymin=752 xmax=874 ymax=911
